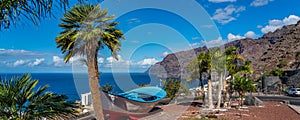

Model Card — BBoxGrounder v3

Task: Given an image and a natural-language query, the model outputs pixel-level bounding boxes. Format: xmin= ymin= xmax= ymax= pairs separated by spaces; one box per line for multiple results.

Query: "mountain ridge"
xmin=146 ymin=20 xmax=300 ymax=81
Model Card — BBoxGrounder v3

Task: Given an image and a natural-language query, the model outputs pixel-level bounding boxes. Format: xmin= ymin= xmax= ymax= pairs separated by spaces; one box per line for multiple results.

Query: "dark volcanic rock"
xmin=286 ymin=70 xmax=300 ymax=87
xmin=146 ymin=21 xmax=300 ymax=80
xmin=254 ymin=21 xmax=300 ymax=78
xmin=146 ymin=46 xmax=208 ymax=78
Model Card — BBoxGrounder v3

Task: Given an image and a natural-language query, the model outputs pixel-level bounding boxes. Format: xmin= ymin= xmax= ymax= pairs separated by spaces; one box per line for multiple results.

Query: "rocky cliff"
xmin=145 ymin=46 xmax=209 ymax=78
xmin=146 ymin=21 xmax=300 ymax=80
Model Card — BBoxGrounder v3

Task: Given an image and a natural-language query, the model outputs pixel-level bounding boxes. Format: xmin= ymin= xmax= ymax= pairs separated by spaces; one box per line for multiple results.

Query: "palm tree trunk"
xmin=240 ymin=92 xmax=245 ymax=106
xmin=208 ymin=79 xmax=213 ymax=109
xmin=223 ymin=78 xmax=228 ymax=108
xmin=216 ymin=73 xmax=223 ymax=109
xmin=87 ymin=45 xmax=104 ymax=120
xmin=199 ymin=73 xmax=205 ymax=106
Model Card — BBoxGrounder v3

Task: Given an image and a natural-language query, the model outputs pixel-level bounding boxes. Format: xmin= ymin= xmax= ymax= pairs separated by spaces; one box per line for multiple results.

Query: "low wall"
xmin=245 ymin=95 xmax=264 ymax=107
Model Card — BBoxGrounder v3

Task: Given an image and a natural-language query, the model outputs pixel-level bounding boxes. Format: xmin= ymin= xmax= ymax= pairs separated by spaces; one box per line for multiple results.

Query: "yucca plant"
xmin=0 ymin=74 xmax=78 ymax=119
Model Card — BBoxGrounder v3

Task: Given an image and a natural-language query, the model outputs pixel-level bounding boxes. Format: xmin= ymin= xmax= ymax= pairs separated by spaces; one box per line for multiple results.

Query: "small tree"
xmin=187 ymin=51 xmax=211 ymax=107
xmin=230 ymin=75 xmax=256 ymax=106
xmin=224 ymin=46 xmax=253 ymax=106
xmin=0 ymin=74 xmax=78 ymax=119
xmin=163 ymin=78 xmax=181 ymax=100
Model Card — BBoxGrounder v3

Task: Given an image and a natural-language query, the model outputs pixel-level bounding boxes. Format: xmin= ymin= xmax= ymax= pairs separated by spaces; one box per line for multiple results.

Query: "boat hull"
xmin=102 ymin=92 xmax=158 ymax=114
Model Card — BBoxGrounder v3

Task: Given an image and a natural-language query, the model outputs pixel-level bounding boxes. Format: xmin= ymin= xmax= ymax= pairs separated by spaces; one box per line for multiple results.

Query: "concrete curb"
xmin=254 ymin=96 xmax=264 ymax=107
xmin=287 ymin=104 xmax=300 ymax=115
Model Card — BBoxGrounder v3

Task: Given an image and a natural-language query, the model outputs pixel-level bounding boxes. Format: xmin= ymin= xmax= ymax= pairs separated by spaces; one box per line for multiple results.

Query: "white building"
xmin=81 ymin=92 xmax=92 ymax=106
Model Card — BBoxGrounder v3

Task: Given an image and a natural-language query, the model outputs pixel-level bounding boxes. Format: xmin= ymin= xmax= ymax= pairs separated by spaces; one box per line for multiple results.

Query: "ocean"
xmin=0 ymin=73 xmax=200 ymax=101
xmin=0 ymin=73 xmax=162 ymax=101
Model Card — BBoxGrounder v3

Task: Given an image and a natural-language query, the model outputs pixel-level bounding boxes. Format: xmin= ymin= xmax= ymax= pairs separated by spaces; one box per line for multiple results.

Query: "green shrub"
xmin=278 ymin=60 xmax=288 ymax=68
xmin=102 ymin=82 xmax=114 ymax=92
xmin=270 ymin=69 xmax=284 ymax=76
xmin=163 ymin=78 xmax=181 ymax=100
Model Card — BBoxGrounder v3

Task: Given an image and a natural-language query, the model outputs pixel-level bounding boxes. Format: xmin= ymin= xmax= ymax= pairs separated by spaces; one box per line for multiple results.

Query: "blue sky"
xmin=1 ymin=0 xmax=300 ymax=73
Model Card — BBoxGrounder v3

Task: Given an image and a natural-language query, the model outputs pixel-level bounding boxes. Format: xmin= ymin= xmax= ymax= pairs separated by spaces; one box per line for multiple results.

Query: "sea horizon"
xmin=0 ymin=72 xmax=200 ymax=101
xmin=0 ymin=73 xmax=162 ymax=101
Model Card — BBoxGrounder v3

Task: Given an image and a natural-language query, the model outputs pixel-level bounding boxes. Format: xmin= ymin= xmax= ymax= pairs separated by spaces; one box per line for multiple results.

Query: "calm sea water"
xmin=0 ymin=73 xmax=200 ymax=101
xmin=0 ymin=73 xmax=163 ymax=101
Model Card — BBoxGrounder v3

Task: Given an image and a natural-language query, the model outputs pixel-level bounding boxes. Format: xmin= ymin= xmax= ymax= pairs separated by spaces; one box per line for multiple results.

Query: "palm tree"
xmin=224 ymin=46 xmax=253 ymax=106
xmin=209 ymin=47 xmax=226 ymax=109
xmin=0 ymin=74 xmax=78 ymax=119
xmin=55 ymin=4 xmax=124 ymax=120
xmin=187 ymin=51 xmax=212 ymax=108
xmin=230 ymin=75 xmax=256 ymax=106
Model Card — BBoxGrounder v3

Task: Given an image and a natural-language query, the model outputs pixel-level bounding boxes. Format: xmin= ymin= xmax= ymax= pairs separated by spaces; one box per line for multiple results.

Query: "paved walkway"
xmin=140 ymin=104 xmax=189 ymax=120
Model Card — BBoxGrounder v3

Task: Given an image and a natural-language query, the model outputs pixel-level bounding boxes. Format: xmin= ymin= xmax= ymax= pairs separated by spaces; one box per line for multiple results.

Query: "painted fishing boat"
xmin=99 ymin=86 xmax=166 ymax=119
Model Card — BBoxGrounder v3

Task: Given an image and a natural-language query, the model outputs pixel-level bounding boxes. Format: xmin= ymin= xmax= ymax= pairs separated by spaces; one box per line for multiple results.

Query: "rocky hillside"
xmin=146 ymin=21 xmax=300 ymax=80
xmin=254 ymin=22 xmax=300 ymax=77
xmin=145 ymin=46 xmax=208 ymax=78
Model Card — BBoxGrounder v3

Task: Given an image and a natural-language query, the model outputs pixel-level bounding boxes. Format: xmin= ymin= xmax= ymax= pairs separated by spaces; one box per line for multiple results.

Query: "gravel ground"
xmin=177 ymin=101 xmax=300 ymax=120
xmin=218 ymin=101 xmax=300 ymax=120
xmin=77 ymin=101 xmax=300 ymax=120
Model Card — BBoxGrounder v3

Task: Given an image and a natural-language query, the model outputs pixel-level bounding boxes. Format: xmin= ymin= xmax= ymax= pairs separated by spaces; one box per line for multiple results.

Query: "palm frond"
xmin=0 ymin=74 xmax=78 ymax=119
xmin=56 ymin=4 xmax=124 ymax=62
xmin=0 ymin=0 xmax=98 ymax=30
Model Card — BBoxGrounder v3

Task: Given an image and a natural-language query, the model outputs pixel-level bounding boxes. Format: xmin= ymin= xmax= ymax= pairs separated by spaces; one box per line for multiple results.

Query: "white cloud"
xmin=250 ymin=0 xmax=273 ymax=7
xmin=209 ymin=0 xmax=236 ymax=3
xmin=28 ymin=58 xmax=45 ymax=67
xmin=244 ymin=31 xmax=256 ymax=38
xmin=227 ymin=33 xmax=245 ymax=41
xmin=106 ymin=56 xmax=114 ymax=63
xmin=53 ymin=56 xmax=65 ymax=67
xmin=204 ymin=37 xmax=224 ymax=47
xmin=227 ymin=31 xmax=257 ymax=41
xmin=189 ymin=42 xmax=202 ymax=48
xmin=13 ymin=60 xmax=27 ymax=67
xmin=189 ymin=37 xmax=224 ymax=48
xmin=127 ymin=18 xmax=141 ymax=24
xmin=212 ymin=5 xmax=246 ymax=24
xmin=137 ymin=58 xmax=158 ymax=66
xmin=257 ymin=25 xmax=263 ymax=28
xmin=98 ymin=57 xmax=104 ymax=64
xmin=69 ymin=55 xmax=84 ymax=63
xmin=160 ymin=52 xmax=169 ymax=58
xmin=0 ymin=48 xmax=51 ymax=62
xmin=0 ymin=49 xmax=28 ymax=55
xmin=104 ymin=55 xmax=133 ymax=68
xmin=261 ymin=15 xmax=300 ymax=33
xmin=4 ymin=58 xmax=45 ymax=67
xmin=107 ymin=55 xmax=123 ymax=63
